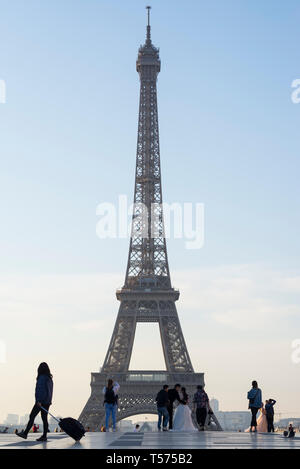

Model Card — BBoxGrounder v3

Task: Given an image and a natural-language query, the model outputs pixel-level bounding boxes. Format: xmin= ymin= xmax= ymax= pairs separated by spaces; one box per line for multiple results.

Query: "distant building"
xmin=34 ymin=415 xmax=43 ymax=425
xmin=136 ymin=420 xmax=157 ymax=432
xmin=48 ymin=416 xmax=60 ymax=432
xmin=20 ymin=414 xmax=29 ymax=426
xmin=215 ymin=411 xmax=250 ymax=431
xmin=4 ymin=414 xmax=19 ymax=426
xmin=139 ymin=422 xmax=153 ymax=432
xmin=119 ymin=420 xmax=134 ymax=431
xmin=210 ymin=399 xmax=219 ymax=414
xmin=276 ymin=418 xmax=300 ymax=429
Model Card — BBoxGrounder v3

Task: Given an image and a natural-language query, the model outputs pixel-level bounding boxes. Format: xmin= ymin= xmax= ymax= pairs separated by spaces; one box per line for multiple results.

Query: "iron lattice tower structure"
xmin=79 ymin=7 xmax=221 ymax=431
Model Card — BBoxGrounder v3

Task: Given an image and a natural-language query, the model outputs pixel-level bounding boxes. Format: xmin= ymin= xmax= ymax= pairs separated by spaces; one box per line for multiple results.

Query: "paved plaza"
xmin=0 ymin=431 xmax=299 ymax=449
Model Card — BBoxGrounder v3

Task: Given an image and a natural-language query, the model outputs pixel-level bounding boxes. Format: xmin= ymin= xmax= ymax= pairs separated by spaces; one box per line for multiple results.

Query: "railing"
xmin=126 ymin=372 xmax=168 ymax=382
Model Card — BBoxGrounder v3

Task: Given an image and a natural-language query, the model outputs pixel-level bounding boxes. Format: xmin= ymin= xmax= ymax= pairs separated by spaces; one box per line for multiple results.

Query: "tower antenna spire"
xmin=146 ymin=5 xmax=151 ymax=26
xmin=146 ymin=5 xmax=151 ymax=42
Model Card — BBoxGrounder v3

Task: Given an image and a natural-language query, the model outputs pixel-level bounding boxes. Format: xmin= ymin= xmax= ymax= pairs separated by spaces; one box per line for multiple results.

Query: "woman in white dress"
xmin=173 ymin=387 xmax=198 ymax=432
xmin=245 ymin=402 xmax=268 ymax=433
xmin=256 ymin=403 xmax=268 ymax=433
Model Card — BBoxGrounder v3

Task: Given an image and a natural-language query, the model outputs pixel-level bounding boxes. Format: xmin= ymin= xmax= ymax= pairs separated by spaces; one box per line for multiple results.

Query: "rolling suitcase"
xmin=41 ymin=406 xmax=85 ymax=441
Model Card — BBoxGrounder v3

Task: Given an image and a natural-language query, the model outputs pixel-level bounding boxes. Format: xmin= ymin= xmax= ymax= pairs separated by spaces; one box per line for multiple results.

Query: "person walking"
xmin=156 ymin=385 xmax=170 ymax=431
xmin=16 ymin=362 xmax=53 ymax=442
xmin=265 ymin=399 xmax=276 ymax=432
xmin=103 ymin=379 xmax=120 ymax=432
xmin=193 ymin=385 xmax=209 ymax=431
xmin=247 ymin=380 xmax=262 ymax=433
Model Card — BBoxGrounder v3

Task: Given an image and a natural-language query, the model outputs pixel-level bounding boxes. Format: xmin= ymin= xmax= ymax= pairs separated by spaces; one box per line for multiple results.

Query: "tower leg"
xmin=159 ymin=316 xmax=194 ymax=373
xmin=102 ymin=314 xmax=137 ymax=373
xmin=79 ymin=395 xmax=106 ymax=431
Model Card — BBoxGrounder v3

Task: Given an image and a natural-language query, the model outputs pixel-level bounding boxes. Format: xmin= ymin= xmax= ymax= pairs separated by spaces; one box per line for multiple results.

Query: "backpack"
xmin=104 ymin=387 xmax=116 ymax=404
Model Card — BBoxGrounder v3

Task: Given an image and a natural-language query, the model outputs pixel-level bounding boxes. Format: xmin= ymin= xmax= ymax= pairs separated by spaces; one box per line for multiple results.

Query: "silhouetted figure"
xmin=173 ymin=387 xmax=197 ymax=431
xmin=156 ymin=384 xmax=170 ymax=431
xmin=193 ymin=385 xmax=209 ymax=431
xmin=247 ymin=380 xmax=262 ymax=432
xmin=265 ymin=399 xmax=276 ymax=432
xmin=167 ymin=384 xmax=183 ymax=430
xmin=33 ymin=424 xmax=39 ymax=433
xmin=16 ymin=362 xmax=53 ymax=442
xmin=285 ymin=424 xmax=295 ymax=438
xmin=134 ymin=424 xmax=140 ymax=433
xmin=103 ymin=379 xmax=120 ymax=432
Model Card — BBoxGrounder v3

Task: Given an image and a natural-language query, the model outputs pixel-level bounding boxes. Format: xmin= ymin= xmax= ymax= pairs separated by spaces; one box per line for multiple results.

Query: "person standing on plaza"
xmin=265 ymin=398 xmax=276 ymax=432
xmin=156 ymin=385 xmax=170 ymax=431
xmin=103 ymin=379 xmax=120 ymax=432
xmin=167 ymin=384 xmax=183 ymax=430
xmin=193 ymin=385 xmax=209 ymax=431
xmin=16 ymin=362 xmax=53 ymax=442
xmin=247 ymin=380 xmax=262 ymax=433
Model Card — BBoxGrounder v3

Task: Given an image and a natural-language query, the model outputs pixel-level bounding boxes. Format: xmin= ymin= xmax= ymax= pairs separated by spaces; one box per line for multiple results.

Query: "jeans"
xmin=196 ymin=408 xmax=207 ymax=428
xmin=105 ymin=403 xmax=116 ymax=430
xmin=250 ymin=407 xmax=260 ymax=428
xmin=157 ymin=406 xmax=169 ymax=429
xmin=24 ymin=403 xmax=50 ymax=437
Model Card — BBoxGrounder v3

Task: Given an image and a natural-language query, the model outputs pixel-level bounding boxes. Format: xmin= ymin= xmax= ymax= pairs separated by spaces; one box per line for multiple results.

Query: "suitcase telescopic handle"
xmin=40 ymin=406 xmax=61 ymax=424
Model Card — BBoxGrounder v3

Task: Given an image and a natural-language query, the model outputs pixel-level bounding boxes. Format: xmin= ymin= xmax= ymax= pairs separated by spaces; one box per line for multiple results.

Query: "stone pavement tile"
xmin=110 ymin=442 xmax=143 ymax=447
xmin=1 ymin=432 xmax=300 ymax=449
xmin=0 ymin=434 xmax=69 ymax=450
xmin=1 ymin=441 xmax=43 ymax=448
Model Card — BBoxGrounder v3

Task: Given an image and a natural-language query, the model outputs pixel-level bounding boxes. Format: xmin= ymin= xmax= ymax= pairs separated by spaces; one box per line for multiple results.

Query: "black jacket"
xmin=35 ymin=375 xmax=53 ymax=405
xmin=265 ymin=400 xmax=276 ymax=416
xmin=156 ymin=389 xmax=169 ymax=408
xmin=168 ymin=388 xmax=183 ymax=406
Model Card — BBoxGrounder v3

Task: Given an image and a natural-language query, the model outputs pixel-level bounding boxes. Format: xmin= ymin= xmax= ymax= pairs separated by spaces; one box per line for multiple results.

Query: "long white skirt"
xmin=173 ymin=404 xmax=198 ymax=432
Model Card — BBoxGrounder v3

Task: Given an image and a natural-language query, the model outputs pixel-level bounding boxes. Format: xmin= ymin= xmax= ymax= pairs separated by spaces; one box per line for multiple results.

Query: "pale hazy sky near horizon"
xmin=1 ymin=0 xmax=300 ymax=423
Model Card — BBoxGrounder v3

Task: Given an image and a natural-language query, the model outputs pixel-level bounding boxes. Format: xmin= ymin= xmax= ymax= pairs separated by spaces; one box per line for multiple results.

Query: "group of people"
xmin=247 ymin=380 xmax=294 ymax=437
xmin=100 ymin=380 xmax=212 ymax=433
xmin=12 ymin=363 xmax=297 ymax=438
xmin=247 ymin=380 xmax=276 ymax=433
xmin=11 ymin=361 xmax=215 ymax=436
xmin=155 ymin=383 xmax=212 ymax=432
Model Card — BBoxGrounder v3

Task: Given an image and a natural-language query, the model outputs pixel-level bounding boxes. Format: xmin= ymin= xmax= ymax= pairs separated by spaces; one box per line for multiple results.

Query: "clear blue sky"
xmin=0 ymin=0 xmax=300 ymax=421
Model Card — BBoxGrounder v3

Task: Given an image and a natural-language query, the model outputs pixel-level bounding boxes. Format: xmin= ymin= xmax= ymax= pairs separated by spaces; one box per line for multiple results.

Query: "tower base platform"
xmin=79 ymin=370 xmax=221 ymax=431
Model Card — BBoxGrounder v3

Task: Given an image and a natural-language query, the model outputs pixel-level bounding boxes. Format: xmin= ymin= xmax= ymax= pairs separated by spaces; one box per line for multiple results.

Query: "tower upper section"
xmin=123 ymin=6 xmax=172 ymax=291
xmin=136 ymin=6 xmax=161 ymax=79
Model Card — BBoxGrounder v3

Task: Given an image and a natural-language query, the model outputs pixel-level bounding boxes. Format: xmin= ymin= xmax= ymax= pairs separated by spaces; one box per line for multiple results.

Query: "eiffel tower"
xmin=79 ymin=7 xmax=221 ymax=431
